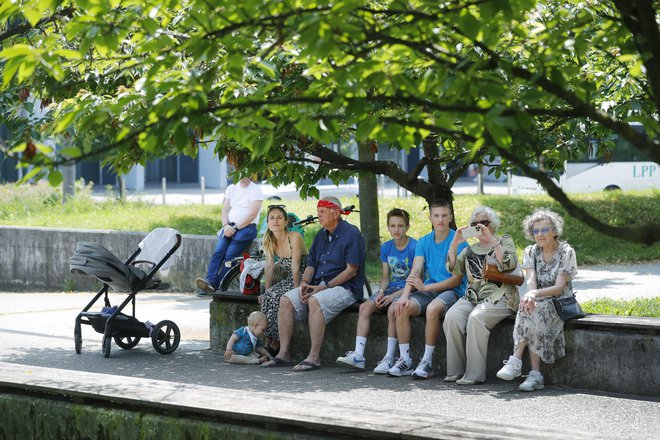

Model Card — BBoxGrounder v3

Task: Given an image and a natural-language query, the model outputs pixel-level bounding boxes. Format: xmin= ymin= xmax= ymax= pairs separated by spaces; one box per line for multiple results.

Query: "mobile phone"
xmin=462 ymin=225 xmax=482 ymax=238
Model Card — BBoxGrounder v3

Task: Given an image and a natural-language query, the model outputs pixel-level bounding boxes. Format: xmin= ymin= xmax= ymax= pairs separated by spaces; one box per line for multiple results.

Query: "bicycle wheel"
xmin=219 ymin=265 xmax=242 ymax=292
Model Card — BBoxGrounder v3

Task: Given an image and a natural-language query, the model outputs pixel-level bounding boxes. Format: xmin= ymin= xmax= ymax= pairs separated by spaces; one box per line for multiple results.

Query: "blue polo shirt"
xmin=307 ymin=219 xmax=366 ymax=300
xmin=415 ymin=229 xmax=468 ymax=297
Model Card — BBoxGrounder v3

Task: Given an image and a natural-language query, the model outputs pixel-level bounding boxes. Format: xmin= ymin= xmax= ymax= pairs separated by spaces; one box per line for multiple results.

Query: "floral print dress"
xmin=260 ymin=245 xmax=307 ymax=339
xmin=513 ymin=241 xmax=578 ymax=364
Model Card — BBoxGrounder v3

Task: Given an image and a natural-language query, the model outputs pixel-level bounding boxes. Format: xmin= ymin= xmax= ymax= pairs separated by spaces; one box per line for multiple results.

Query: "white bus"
xmin=510 ymin=131 xmax=659 ymax=194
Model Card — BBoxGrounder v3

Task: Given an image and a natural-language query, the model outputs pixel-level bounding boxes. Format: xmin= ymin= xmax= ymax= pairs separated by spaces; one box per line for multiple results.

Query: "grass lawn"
xmin=3 ymin=181 xmax=658 ymax=266
xmin=581 ymin=298 xmax=660 ymax=317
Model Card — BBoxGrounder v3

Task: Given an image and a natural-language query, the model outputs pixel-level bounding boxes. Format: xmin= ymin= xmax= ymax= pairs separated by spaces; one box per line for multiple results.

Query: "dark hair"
xmin=387 ymin=208 xmax=410 ymax=226
xmin=428 ymin=200 xmax=450 ymax=211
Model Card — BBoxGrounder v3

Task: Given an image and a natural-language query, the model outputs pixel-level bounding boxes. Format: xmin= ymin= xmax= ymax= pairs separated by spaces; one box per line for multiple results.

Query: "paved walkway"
xmin=0 ymin=286 xmax=658 ymax=439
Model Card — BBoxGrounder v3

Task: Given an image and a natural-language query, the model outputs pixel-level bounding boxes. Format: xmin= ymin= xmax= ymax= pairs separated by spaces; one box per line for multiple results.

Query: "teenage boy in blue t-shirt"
xmin=388 ymin=200 xmax=468 ymax=379
xmin=337 ymin=208 xmax=416 ymax=373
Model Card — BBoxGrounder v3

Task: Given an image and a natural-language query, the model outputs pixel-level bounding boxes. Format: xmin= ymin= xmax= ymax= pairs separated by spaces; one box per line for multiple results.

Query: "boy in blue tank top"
xmin=388 ymin=200 xmax=468 ymax=379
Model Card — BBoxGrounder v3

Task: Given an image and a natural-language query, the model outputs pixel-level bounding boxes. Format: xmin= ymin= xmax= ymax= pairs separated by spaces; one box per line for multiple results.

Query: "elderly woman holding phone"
xmin=443 ymin=206 xmax=520 ymax=385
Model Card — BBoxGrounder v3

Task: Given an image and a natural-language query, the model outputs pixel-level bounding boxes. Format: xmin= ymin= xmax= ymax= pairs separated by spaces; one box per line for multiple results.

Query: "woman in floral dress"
xmin=258 ymin=205 xmax=307 ymax=355
xmin=496 ymin=208 xmax=578 ymax=392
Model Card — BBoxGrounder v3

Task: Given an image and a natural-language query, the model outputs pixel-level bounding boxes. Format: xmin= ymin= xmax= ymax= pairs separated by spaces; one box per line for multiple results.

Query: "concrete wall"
xmin=210 ymin=300 xmax=660 ymax=397
xmin=0 ymin=226 xmax=215 ymax=292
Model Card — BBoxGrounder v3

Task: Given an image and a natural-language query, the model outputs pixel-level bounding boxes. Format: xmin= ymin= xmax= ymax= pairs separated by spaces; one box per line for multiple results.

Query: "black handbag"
xmin=552 ymin=295 xmax=585 ymax=321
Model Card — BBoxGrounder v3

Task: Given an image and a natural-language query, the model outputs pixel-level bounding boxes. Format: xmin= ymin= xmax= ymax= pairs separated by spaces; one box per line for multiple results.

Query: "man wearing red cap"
xmin=262 ymin=196 xmax=366 ymax=371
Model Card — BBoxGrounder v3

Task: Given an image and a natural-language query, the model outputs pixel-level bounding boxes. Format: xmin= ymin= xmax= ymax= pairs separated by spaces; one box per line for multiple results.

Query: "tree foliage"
xmin=1 ymin=0 xmax=658 ymax=243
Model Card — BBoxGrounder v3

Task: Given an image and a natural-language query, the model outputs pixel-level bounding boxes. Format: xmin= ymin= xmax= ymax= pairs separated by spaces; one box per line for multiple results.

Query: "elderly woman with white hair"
xmin=496 ymin=208 xmax=577 ymax=392
xmin=443 ymin=206 xmax=520 ymax=385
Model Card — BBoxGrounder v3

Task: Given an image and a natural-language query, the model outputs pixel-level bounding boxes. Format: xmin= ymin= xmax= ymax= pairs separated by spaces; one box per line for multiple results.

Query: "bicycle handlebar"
xmin=292 ymin=205 xmax=359 ymax=226
xmin=293 ymin=215 xmax=318 ymax=226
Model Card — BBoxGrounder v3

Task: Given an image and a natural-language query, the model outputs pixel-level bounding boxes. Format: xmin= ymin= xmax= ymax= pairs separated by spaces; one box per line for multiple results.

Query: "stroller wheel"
xmin=114 ymin=336 xmax=141 ymax=350
xmin=151 ymin=320 xmax=180 ymax=355
xmin=102 ymin=336 xmax=111 ymax=358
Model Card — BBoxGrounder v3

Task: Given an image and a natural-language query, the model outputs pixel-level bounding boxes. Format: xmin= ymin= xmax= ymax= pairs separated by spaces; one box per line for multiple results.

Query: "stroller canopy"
xmin=70 ymin=228 xmax=181 ymax=291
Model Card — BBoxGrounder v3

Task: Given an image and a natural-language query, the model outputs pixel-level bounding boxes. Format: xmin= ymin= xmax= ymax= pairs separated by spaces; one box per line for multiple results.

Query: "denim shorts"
xmin=368 ymin=284 xmax=402 ymax=302
xmin=408 ymin=289 xmax=459 ymax=316
xmin=430 ymin=289 xmax=460 ymax=310
xmin=283 ymin=286 xmax=356 ymax=324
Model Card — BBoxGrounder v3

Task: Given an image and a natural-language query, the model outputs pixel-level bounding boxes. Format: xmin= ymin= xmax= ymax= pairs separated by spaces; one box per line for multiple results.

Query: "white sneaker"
xmin=411 ymin=359 xmax=433 ymax=380
xmin=519 ymin=373 xmax=545 ymax=392
xmin=456 ymin=378 xmax=482 ymax=385
xmin=373 ymin=356 xmax=395 ymax=374
xmin=336 ymin=351 xmax=366 ymax=370
xmin=386 ymin=358 xmax=413 ymax=377
xmin=496 ymin=356 xmax=522 ymax=381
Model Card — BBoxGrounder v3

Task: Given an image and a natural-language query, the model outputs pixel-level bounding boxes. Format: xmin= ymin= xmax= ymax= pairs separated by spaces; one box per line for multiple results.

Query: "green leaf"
xmin=256 ymin=60 xmax=278 ymax=79
xmin=48 ymin=169 xmax=63 ymax=186
xmin=60 ymin=147 xmax=82 ymax=158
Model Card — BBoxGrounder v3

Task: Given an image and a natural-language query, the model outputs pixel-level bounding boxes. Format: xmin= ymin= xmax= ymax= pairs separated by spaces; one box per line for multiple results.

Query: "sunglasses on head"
xmin=532 ymin=227 xmax=552 ymax=235
xmin=267 ymin=204 xmax=286 ymax=212
xmin=470 ymin=220 xmax=490 ymax=227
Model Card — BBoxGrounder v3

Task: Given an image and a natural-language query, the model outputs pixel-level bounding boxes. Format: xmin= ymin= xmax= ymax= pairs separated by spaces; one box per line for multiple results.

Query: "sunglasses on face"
xmin=532 ymin=227 xmax=552 ymax=235
xmin=470 ymin=220 xmax=490 ymax=227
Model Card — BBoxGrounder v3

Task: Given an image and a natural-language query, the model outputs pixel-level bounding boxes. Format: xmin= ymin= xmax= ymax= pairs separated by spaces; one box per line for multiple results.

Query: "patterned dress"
xmin=260 ymin=253 xmax=307 ymax=339
xmin=513 ymin=241 xmax=578 ymax=364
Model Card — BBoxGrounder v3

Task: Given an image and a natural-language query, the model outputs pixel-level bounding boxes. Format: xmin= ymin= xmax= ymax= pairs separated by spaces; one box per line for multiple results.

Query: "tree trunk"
xmin=358 ymin=142 xmax=380 ymax=264
xmin=421 ymin=135 xmax=457 ymax=229
xmin=61 ymin=161 xmax=76 ymax=203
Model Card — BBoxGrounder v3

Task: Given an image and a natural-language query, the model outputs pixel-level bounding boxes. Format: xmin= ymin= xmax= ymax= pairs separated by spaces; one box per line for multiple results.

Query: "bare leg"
xmin=425 ymin=300 xmax=446 ymax=346
xmin=356 ymin=300 xmax=377 ymax=338
xmin=396 ymin=302 xmax=420 ymax=344
xmin=387 ymin=305 xmax=397 ymax=338
xmin=275 ymin=295 xmax=295 ymax=361
xmin=529 ymin=350 xmax=542 ymax=372
xmin=514 ymin=341 xmax=526 ymax=359
xmin=305 ymin=297 xmax=325 ymax=365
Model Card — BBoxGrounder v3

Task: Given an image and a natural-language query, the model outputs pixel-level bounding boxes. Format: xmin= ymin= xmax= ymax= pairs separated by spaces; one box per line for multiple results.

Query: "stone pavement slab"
xmin=0 ymin=362 xmax=614 ymax=439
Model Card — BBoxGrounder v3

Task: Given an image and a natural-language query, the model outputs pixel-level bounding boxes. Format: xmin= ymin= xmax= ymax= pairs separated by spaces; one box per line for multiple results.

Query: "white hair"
xmin=522 ymin=208 xmax=564 ymax=241
xmin=321 ymin=196 xmax=342 ymax=209
xmin=469 ymin=206 xmax=500 ymax=232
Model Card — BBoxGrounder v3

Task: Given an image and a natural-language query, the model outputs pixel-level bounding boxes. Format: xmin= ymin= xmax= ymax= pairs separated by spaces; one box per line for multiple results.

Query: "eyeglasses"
xmin=532 ymin=227 xmax=552 ymax=235
xmin=470 ymin=220 xmax=490 ymax=227
xmin=267 ymin=204 xmax=286 ymax=212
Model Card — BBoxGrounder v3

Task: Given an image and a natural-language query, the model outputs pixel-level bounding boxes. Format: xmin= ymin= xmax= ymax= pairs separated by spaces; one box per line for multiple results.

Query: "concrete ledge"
xmin=210 ymin=293 xmax=660 ymax=397
xmin=0 ymin=226 xmax=213 ymax=292
xmin=0 ymin=362 xmax=608 ymax=439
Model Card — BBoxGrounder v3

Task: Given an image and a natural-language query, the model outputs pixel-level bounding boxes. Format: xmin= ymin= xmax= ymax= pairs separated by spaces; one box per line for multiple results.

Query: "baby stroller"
xmin=71 ymin=228 xmax=182 ymax=358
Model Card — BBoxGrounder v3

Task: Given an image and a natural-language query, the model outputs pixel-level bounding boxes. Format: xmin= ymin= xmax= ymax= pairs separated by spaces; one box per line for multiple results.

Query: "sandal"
xmin=292 ymin=360 xmax=321 ymax=371
xmin=261 ymin=357 xmax=294 ymax=368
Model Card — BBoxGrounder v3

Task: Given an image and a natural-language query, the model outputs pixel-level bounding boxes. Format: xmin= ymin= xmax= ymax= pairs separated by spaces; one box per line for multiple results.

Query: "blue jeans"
xmin=205 ymin=224 xmax=257 ymax=289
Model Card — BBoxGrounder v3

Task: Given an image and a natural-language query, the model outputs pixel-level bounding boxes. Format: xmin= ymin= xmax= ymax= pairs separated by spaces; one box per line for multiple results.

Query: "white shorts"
xmin=283 ymin=286 xmax=356 ymax=323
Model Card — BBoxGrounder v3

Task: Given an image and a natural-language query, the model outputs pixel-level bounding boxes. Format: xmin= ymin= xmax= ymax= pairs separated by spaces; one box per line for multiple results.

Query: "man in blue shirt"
xmin=262 ymin=196 xmax=366 ymax=371
xmin=388 ymin=200 xmax=468 ymax=379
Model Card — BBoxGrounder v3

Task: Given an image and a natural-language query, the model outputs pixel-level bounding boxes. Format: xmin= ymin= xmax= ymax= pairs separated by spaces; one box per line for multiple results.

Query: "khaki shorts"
xmin=283 ymin=286 xmax=356 ymax=323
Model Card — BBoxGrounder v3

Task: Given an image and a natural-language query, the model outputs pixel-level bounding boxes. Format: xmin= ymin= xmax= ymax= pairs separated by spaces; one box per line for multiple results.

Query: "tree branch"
xmin=497 ymin=145 xmax=659 ymax=245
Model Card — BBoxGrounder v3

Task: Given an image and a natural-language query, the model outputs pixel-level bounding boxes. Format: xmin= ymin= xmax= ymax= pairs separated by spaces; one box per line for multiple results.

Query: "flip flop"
xmin=261 ymin=357 xmax=293 ymax=368
xmin=292 ymin=360 xmax=321 ymax=371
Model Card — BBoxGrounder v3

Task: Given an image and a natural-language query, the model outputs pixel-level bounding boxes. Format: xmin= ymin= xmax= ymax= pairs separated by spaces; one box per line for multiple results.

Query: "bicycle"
xmin=217 ymin=210 xmax=306 ymax=292
xmin=218 ymin=205 xmax=361 ymax=293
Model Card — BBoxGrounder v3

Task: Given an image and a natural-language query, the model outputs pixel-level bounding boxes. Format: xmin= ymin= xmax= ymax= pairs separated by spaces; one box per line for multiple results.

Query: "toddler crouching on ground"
xmin=224 ymin=311 xmax=273 ymax=364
